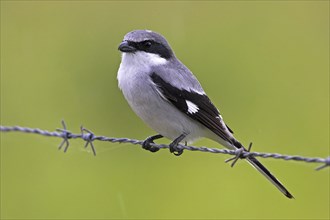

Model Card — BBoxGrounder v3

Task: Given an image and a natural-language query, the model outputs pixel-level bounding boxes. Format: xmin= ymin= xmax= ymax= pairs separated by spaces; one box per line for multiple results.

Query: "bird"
xmin=117 ymin=29 xmax=293 ymax=199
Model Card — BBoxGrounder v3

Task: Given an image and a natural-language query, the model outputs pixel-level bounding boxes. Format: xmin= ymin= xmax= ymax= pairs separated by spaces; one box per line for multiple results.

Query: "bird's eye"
xmin=143 ymin=41 xmax=152 ymax=48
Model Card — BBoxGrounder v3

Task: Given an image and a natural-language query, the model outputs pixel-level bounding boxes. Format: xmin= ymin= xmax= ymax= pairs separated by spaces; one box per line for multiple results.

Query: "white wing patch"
xmin=186 ymin=100 xmax=199 ymax=114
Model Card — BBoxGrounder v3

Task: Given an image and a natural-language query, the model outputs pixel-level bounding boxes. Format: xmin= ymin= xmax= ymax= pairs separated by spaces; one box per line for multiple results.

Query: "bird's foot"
xmin=169 ymin=142 xmax=183 ymax=156
xmin=169 ymin=134 xmax=187 ymax=156
xmin=142 ymin=134 xmax=163 ymax=153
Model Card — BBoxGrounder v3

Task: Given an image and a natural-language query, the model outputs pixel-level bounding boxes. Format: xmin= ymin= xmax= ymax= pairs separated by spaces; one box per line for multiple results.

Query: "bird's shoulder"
xmin=151 ymin=59 xmax=204 ymax=94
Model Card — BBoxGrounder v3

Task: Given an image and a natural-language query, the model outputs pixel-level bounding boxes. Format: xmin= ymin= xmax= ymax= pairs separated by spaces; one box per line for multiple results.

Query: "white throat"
xmin=120 ymin=51 xmax=167 ymax=68
xmin=117 ymin=51 xmax=167 ymax=91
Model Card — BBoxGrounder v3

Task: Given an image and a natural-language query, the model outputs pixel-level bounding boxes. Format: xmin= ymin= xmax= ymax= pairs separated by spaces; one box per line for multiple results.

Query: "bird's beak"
xmin=118 ymin=41 xmax=136 ymax=53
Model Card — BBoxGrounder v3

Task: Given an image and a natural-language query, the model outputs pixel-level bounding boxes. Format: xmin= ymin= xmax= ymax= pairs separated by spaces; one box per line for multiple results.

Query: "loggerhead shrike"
xmin=117 ymin=30 xmax=293 ymax=198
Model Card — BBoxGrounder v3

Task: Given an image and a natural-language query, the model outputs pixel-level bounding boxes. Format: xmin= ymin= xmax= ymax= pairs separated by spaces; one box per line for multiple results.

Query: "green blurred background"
xmin=1 ymin=1 xmax=329 ymax=219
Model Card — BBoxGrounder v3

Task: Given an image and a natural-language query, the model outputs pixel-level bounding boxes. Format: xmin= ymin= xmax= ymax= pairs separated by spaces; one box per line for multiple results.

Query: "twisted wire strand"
xmin=1 ymin=123 xmax=329 ymax=170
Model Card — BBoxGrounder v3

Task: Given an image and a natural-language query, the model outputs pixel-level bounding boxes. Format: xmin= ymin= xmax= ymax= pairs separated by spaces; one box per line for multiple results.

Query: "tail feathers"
xmin=247 ymin=156 xmax=294 ymax=199
xmin=230 ymin=139 xmax=294 ymax=199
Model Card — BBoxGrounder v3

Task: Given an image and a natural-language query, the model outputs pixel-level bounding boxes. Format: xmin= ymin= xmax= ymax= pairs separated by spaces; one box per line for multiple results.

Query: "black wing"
xmin=150 ymin=72 xmax=234 ymax=145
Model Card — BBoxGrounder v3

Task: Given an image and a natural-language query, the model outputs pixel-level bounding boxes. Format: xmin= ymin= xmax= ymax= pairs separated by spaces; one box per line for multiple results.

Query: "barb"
xmin=80 ymin=126 xmax=96 ymax=156
xmin=225 ymin=142 xmax=253 ymax=167
xmin=56 ymin=120 xmax=71 ymax=152
xmin=1 ymin=123 xmax=329 ymax=170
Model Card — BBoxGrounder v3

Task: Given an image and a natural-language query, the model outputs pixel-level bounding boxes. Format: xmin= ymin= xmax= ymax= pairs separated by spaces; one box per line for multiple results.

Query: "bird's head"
xmin=118 ymin=30 xmax=174 ymax=66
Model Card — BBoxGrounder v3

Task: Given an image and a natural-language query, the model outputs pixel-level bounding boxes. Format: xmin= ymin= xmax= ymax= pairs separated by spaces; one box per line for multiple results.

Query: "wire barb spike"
xmin=56 ymin=120 xmax=72 ymax=153
xmin=225 ymin=142 xmax=253 ymax=167
xmin=315 ymin=156 xmax=330 ymax=171
xmin=80 ymin=126 xmax=96 ymax=156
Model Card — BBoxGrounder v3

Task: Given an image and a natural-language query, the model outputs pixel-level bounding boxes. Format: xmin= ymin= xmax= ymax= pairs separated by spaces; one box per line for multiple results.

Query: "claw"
xmin=169 ymin=142 xmax=183 ymax=156
xmin=142 ymin=134 xmax=163 ymax=153
xmin=142 ymin=139 xmax=159 ymax=152
xmin=169 ymin=133 xmax=187 ymax=156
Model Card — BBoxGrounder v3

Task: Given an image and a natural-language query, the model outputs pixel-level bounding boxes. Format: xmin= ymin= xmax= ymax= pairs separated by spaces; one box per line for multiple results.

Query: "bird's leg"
xmin=169 ymin=133 xmax=187 ymax=156
xmin=142 ymin=134 xmax=163 ymax=153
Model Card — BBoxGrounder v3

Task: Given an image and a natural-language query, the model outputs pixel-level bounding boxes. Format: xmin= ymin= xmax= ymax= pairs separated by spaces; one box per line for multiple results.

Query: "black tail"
xmin=247 ymin=156 xmax=294 ymax=199
xmin=232 ymin=139 xmax=294 ymax=199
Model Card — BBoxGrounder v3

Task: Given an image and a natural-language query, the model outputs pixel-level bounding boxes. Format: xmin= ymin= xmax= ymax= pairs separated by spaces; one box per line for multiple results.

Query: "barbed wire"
xmin=1 ymin=121 xmax=329 ymax=170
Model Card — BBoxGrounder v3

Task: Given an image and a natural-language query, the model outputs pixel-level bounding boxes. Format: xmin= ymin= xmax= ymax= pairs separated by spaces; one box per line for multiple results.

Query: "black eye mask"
xmin=128 ymin=40 xmax=172 ymax=59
